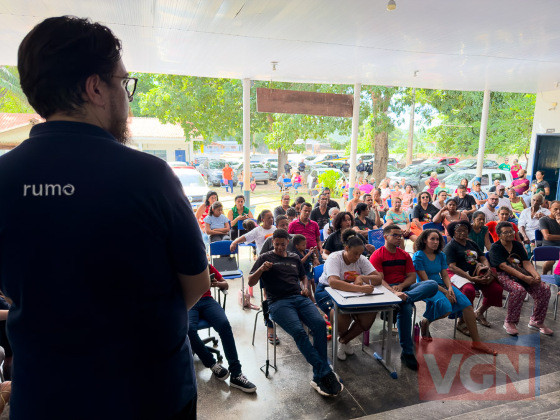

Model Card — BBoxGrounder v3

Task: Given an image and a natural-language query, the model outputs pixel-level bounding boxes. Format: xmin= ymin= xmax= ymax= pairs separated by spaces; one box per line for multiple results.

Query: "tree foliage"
xmin=0 ymin=66 xmax=34 ymax=113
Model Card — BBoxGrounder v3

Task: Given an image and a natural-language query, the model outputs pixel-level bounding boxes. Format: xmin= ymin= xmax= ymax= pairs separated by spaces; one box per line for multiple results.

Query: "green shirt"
xmin=498 ymin=163 xmax=510 ymax=171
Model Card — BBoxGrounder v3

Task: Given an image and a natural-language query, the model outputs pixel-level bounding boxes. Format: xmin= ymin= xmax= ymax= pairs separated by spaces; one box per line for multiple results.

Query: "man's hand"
xmin=230 ymin=242 xmax=238 ymax=252
xmin=365 ymin=244 xmax=375 ymax=254
xmin=392 ymin=284 xmax=403 ymax=293
xmin=212 ymin=280 xmax=229 ymax=290
xmin=261 ymin=261 xmax=273 ymax=272
xmin=395 ymin=291 xmax=408 ymax=301
xmin=301 ymin=288 xmax=310 ymax=297
xmin=361 ymin=284 xmax=374 ymax=294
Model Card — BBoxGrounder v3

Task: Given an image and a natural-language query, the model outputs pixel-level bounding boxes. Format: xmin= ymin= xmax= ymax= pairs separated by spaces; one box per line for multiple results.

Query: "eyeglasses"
xmin=500 ymin=230 xmax=515 ymax=235
xmin=112 ymin=75 xmax=138 ymax=102
xmin=390 ymin=234 xmax=403 ymax=238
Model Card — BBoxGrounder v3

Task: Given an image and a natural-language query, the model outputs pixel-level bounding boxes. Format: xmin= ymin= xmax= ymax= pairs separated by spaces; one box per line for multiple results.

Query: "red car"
xmin=422 ymin=157 xmax=460 ymax=166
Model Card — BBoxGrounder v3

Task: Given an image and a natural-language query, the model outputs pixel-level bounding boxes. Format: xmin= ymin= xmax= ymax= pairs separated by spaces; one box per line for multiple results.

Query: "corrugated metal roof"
xmin=0 ymin=113 xmax=43 ymax=133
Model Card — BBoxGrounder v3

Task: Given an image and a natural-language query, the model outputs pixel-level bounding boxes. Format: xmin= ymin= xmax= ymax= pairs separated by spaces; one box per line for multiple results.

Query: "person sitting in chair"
xmin=188 ymin=265 xmax=256 ymax=393
xmin=249 ymin=229 xmax=343 ymax=397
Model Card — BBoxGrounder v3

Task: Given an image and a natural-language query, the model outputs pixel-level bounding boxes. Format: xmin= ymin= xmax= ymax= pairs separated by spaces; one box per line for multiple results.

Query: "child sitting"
xmin=292 ymin=234 xmax=320 ymax=300
xmin=204 ymin=202 xmax=231 ymax=242
xmin=286 ymin=207 xmax=297 ymax=223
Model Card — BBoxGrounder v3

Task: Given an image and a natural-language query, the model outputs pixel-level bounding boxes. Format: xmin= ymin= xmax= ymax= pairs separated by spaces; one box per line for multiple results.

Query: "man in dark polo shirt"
xmin=310 ymin=194 xmax=330 ymax=230
xmin=0 ymin=16 xmax=209 ymax=420
xmin=455 ymin=184 xmax=477 ymax=217
xmin=314 ymin=187 xmax=340 ymax=211
xmin=369 ymin=225 xmax=438 ymax=370
xmin=249 ymin=229 xmax=342 ymax=397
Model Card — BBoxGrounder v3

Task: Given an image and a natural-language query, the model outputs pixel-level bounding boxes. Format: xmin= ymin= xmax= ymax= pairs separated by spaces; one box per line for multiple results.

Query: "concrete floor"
xmin=196 ymin=248 xmax=560 ymax=420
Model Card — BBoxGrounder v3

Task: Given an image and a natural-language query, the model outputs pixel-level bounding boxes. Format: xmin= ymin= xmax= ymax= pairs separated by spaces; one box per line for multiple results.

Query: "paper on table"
xmin=336 ymin=287 xmax=385 ymax=298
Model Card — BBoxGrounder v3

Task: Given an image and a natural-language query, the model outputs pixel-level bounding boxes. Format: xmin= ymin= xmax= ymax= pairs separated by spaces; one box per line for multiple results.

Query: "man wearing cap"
xmin=479 ymin=194 xmax=500 ymax=223
xmin=496 ymin=185 xmax=513 ymax=211
xmin=470 ymin=180 xmax=488 ymax=209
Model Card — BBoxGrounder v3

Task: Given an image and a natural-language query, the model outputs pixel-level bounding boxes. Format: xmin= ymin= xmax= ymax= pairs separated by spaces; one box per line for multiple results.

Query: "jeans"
xmin=398 ymin=281 xmax=439 ymax=354
xmin=225 ymin=180 xmax=234 ymax=193
xmin=269 ymin=295 xmax=331 ymax=382
xmin=188 ymin=297 xmax=242 ymax=377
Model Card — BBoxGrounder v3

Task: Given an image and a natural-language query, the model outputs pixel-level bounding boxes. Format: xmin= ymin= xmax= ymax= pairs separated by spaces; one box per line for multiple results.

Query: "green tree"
xmin=0 ymin=66 xmax=33 ymax=113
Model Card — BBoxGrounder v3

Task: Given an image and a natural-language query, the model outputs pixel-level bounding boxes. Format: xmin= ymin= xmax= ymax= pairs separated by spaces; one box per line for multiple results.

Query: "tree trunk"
xmin=277 ymin=148 xmax=288 ymax=181
xmin=373 ymin=131 xmax=388 ymax=185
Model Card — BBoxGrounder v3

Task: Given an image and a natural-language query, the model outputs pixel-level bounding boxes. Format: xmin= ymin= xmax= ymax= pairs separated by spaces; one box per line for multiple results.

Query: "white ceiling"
xmin=1 ymin=0 xmax=560 ymax=93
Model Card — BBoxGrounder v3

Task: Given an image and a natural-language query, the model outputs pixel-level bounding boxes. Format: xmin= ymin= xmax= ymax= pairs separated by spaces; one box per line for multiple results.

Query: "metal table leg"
xmin=373 ymin=307 xmax=398 ymax=379
xmin=332 ymin=303 xmax=339 ymax=372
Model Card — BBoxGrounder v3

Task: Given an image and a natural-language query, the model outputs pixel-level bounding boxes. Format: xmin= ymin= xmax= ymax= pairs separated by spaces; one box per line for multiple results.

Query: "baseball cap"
xmin=497 ymin=184 xmax=505 ymax=190
xmin=473 ymin=180 xmax=481 ymax=186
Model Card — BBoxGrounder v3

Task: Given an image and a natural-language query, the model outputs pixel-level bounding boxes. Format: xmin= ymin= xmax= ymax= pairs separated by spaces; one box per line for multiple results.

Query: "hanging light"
xmin=387 ymin=0 xmax=396 ymax=11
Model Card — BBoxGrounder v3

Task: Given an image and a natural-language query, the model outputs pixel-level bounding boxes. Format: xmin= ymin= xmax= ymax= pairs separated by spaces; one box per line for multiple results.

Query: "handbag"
xmin=505 ymin=253 xmax=531 ymax=290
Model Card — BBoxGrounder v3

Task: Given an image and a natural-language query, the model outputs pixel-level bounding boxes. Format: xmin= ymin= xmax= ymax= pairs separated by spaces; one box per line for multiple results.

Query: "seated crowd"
xmin=190 ymin=185 xmax=560 ymax=399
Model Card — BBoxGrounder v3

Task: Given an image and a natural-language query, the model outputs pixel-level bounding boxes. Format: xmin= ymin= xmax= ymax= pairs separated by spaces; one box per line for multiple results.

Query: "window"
xmin=436 ymin=167 xmax=446 ymax=174
xmin=491 ymin=172 xmax=506 ymax=182
xmin=144 ymin=150 xmax=167 ymax=160
xmin=481 ymin=175 xmax=489 ymax=186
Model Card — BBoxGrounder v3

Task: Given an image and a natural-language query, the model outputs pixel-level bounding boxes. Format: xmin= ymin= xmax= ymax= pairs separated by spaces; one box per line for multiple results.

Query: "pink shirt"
xmin=288 ymin=218 xmax=320 ymax=248
xmin=555 ymin=250 xmax=560 ymax=276
xmin=401 ymin=192 xmax=414 ymax=210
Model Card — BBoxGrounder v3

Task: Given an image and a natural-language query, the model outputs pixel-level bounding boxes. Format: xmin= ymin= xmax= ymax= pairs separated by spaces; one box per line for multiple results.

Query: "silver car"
xmin=234 ymin=163 xmax=270 ymax=184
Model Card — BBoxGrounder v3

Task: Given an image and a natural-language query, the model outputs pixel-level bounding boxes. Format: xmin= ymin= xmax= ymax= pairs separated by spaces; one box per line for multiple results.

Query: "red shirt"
xmin=486 ymin=221 xmax=518 ymax=242
xmin=288 ymin=218 xmax=320 ymax=248
xmin=369 ymin=246 xmax=415 ymax=285
xmin=202 ymin=264 xmax=223 ymax=298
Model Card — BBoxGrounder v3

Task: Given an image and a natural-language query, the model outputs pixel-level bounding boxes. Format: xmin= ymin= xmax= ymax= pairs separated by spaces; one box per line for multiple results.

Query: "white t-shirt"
xmin=319 ymin=250 xmax=375 ymax=285
xmin=496 ymin=197 xmax=513 ymax=211
xmin=518 ymin=207 xmax=551 ymax=241
xmin=243 ymin=225 xmax=277 ymax=253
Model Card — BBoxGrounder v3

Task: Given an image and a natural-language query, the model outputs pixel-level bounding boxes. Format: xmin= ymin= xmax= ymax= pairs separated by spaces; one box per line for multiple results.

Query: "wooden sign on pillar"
xmin=256 ymin=88 xmax=353 ymax=118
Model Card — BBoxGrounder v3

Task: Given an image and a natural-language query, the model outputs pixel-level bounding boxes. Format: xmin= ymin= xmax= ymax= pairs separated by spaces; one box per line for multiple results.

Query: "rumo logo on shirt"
xmin=23 ymin=184 xmax=75 ymax=197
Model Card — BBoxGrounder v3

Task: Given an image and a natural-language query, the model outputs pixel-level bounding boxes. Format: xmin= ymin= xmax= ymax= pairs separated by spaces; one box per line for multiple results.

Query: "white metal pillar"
xmin=476 ymin=89 xmax=491 ymax=180
xmin=242 ymin=78 xmax=251 ymax=206
xmin=406 ymin=88 xmax=416 ymax=166
xmin=348 ymin=83 xmax=361 ymax=198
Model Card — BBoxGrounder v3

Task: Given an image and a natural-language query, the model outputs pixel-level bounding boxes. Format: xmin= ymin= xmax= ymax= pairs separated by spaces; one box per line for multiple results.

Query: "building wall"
xmin=528 ymin=88 xmax=560 ymax=175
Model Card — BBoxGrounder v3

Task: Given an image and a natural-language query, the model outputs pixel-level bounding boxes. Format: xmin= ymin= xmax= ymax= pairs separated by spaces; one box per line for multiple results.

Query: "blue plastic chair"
xmin=368 ymin=228 xmax=385 ymax=249
xmin=282 ymin=178 xmax=292 ymax=190
xmin=535 ymin=229 xmax=543 ymax=247
xmin=237 ymin=219 xmax=257 ymax=257
xmin=209 ymin=240 xmax=243 ymax=280
xmin=422 ymin=222 xmax=445 ymax=232
xmin=531 ymin=246 xmax=560 ymax=319
xmin=320 ymin=229 xmax=325 ymax=242
xmin=313 ymin=264 xmax=324 ymax=285
xmin=387 ymin=198 xmax=392 ymax=209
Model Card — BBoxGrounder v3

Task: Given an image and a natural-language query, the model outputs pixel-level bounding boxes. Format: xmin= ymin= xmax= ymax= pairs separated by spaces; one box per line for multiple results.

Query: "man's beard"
xmin=108 ymin=97 xmax=130 ymax=145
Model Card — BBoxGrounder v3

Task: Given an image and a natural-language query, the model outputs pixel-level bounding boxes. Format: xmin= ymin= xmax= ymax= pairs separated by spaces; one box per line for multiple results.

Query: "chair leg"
xmin=554 ymin=286 xmax=559 ymax=321
xmin=411 ymin=305 xmax=417 ymax=342
xmin=453 ymin=317 xmax=458 ymax=339
xmin=252 ymin=310 xmax=263 ymax=346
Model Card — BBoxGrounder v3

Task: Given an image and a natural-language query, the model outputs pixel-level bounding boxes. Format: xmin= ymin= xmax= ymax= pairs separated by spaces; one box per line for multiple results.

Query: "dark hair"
xmin=18 ymin=16 xmax=123 ymax=118
xmin=291 ymin=196 xmax=306 ymax=208
xmin=301 ymin=202 xmax=312 ymax=210
xmin=322 ymin=187 xmax=331 ymax=193
xmin=417 ymin=191 xmax=432 ymax=202
xmin=447 ymin=197 xmax=458 ymax=206
xmin=342 ymin=229 xmax=364 ymax=249
xmin=383 ymin=224 xmax=402 ymax=236
xmin=286 ymin=208 xmax=297 ymax=217
xmin=536 ymin=170 xmax=545 ymax=176
xmin=292 ymin=234 xmax=307 ymax=247
xmin=208 ymin=201 xmax=223 ymax=217
xmin=446 ymin=220 xmax=471 ymax=238
xmin=362 ymin=193 xmax=372 ymax=200
xmin=457 ymin=184 xmax=467 ymax=191
xmin=413 ymin=229 xmax=444 ymax=253
xmin=205 ymin=191 xmax=219 ymax=207
xmin=355 ymin=202 xmax=368 ymax=215
xmin=472 ymin=210 xmax=485 ymax=221
xmin=257 ymin=209 xmax=272 ymax=224
xmin=496 ymin=221 xmax=513 ymax=236
xmin=234 ymin=195 xmax=245 ymax=202
xmin=272 ymin=229 xmax=290 ymax=240
xmin=437 ymin=189 xmax=448 ymax=197
xmin=275 ymin=215 xmax=288 ymax=225
xmin=333 ymin=211 xmax=354 ymax=231
xmin=242 ymin=219 xmax=257 ymax=231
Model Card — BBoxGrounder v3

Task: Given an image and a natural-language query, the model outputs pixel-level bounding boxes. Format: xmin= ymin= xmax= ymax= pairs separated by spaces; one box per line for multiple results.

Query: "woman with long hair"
xmin=353 ymin=202 xmax=378 ymax=237
xmin=322 ymin=212 xmax=374 ymax=258
xmin=433 ymin=197 xmax=469 ymax=233
xmin=469 ymin=211 xmax=492 ymax=252
xmin=195 ymin=190 xmax=219 ymax=230
xmin=413 ymin=229 xmax=496 ymax=354
xmin=411 ymin=191 xmax=439 ymax=237
xmin=316 ymin=229 xmax=383 ymax=361
xmin=227 ymin=195 xmax=254 ymax=240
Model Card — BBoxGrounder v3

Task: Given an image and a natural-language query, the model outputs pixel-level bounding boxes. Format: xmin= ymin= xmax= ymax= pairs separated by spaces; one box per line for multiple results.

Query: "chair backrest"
xmin=387 ymin=198 xmax=392 ymax=208
xmin=210 ymin=240 xmax=236 ymax=257
xmin=320 ymin=229 xmax=325 ymax=242
xmin=313 ymin=264 xmax=324 ymax=285
xmin=532 ymin=246 xmax=560 ymax=263
xmin=368 ymin=228 xmax=385 ymax=249
xmin=535 ymin=229 xmax=544 ymax=242
xmin=423 ymin=222 xmax=445 ymax=232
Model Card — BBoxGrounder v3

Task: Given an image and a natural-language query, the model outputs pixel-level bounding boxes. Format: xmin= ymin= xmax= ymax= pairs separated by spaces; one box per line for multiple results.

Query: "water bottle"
xmin=363 ymin=329 xmax=370 ymax=346
xmin=413 ymin=323 xmax=420 ymax=344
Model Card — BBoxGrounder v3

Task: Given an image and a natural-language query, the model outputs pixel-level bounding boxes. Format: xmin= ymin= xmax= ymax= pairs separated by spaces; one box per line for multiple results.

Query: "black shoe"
xmin=311 ymin=371 xmax=343 ymax=397
xmin=400 ymin=353 xmax=419 ymax=371
xmin=211 ymin=363 xmax=230 ymax=381
xmin=230 ymin=374 xmax=257 ymax=393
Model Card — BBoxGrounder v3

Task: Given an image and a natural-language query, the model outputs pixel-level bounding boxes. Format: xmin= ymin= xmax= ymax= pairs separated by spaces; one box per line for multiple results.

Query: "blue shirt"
xmin=0 ymin=121 xmax=207 ymax=419
xmin=412 ymin=250 xmax=448 ymax=286
xmin=204 ymin=213 xmax=230 ymax=230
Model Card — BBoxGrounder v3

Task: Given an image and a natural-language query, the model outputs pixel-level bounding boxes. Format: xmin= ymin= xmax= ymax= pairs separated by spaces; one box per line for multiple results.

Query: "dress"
xmin=412 ymin=250 xmax=471 ymax=321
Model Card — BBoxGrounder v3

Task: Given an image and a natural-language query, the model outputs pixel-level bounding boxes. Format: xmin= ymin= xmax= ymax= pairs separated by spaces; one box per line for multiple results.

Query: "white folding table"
xmin=325 ymin=286 xmax=402 ymax=379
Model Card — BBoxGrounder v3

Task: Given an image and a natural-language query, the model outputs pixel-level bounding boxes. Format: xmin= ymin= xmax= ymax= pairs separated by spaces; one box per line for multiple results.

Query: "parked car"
xmin=234 ymin=163 xmax=270 ymax=184
xmin=167 ymin=161 xmax=195 ymax=169
xmin=452 ymin=158 xmax=499 ymax=170
xmin=441 ymin=169 xmax=513 ymax=193
xmin=386 ymin=164 xmax=399 ymax=178
xmin=198 ymin=159 xmax=239 ymax=187
xmin=390 ymin=164 xmax=455 ymax=191
xmin=267 ymin=162 xmax=278 ymax=180
xmin=172 ymin=168 xmax=209 ymax=210
xmin=421 ymin=157 xmax=460 ymax=166
xmin=363 ymin=156 xmax=400 ymax=167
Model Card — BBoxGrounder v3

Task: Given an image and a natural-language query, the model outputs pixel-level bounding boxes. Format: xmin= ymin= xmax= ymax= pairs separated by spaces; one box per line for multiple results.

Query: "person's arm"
xmin=248 ymin=259 xmax=272 ymax=287
xmin=545 ymin=186 xmax=551 ymax=196
xmin=216 ymin=222 xmax=230 ymax=234
xmin=412 ymin=217 xmax=422 ymax=229
xmin=433 ymin=207 xmax=447 ymax=224
xmin=518 ymin=225 xmax=530 ymax=243
xmin=227 ymin=209 xmax=235 ymax=223
xmin=484 ymin=231 xmax=492 ymax=251
xmin=465 ymin=202 xmax=477 ymax=215
xmin=0 ymin=310 xmax=8 ymax=321
xmin=195 ymin=204 xmax=206 ymax=228
xmin=230 ymin=235 xmax=247 ymax=251
xmin=540 ymin=228 xmax=560 ymax=242
xmin=328 ymin=275 xmax=374 ymax=293
xmin=178 ymin=269 xmax=211 ymax=310
xmin=522 ymin=260 xmax=541 ymax=282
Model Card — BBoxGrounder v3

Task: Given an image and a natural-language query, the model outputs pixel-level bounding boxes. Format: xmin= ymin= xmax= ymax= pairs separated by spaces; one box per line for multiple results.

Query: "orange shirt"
xmin=222 ymin=166 xmax=234 ymax=180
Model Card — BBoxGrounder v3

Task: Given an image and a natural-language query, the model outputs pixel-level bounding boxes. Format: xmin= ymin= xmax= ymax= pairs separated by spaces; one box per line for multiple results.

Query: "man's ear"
xmin=82 ymin=74 xmax=108 ymax=107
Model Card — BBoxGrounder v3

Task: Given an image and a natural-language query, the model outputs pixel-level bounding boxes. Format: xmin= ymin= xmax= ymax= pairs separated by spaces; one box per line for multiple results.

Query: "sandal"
xmin=420 ymin=319 xmax=432 ymax=342
xmin=475 ymin=312 xmax=491 ymax=328
xmin=268 ymin=333 xmax=280 ymax=345
xmin=456 ymin=321 xmax=471 ymax=337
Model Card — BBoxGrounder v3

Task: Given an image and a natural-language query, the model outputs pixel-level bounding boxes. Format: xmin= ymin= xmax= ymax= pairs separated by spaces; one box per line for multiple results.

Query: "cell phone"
xmin=210 ymin=273 xmax=216 ymax=281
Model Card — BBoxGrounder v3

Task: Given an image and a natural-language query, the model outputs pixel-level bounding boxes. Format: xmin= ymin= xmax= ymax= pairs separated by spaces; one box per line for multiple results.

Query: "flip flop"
xmin=456 ymin=322 xmax=471 ymax=337
xmin=475 ymin=313 xmax=491 ymax=328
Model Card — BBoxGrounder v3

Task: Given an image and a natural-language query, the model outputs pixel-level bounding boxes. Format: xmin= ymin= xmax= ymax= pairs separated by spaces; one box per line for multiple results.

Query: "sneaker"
xmin=211 ymin=363 xmax=230 ymax=381
xmin=343 ymin=341 xmax=354 ymax=355
xmin=230 ymin=374 xmax=257 ymax=393
xmin=311 ymin=371 xmax=343 ymax=397
xmin=337 ymin=342 xmax=347 ymax=361
xmin=527 ymin=322 xmax=553 ymax=336
xmin=503 ymin=322 xmax=518 ymax=336
xmin=400 ymin=353 xmax=419 ymax=371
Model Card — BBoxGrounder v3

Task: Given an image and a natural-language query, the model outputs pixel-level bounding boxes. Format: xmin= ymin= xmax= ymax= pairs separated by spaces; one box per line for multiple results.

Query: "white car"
xmin=441 ymin=169 xmax=513 ymax=193
xmin=172 ymin=168 xmax=209 ymax=210
xmin=308 ymin=167 xmax=347 ymax=182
